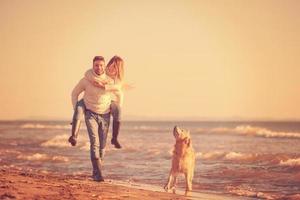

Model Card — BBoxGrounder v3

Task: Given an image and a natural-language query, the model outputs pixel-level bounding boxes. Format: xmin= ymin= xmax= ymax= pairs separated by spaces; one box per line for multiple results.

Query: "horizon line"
xmin=1 ymin=116 xmax=300 ymax=122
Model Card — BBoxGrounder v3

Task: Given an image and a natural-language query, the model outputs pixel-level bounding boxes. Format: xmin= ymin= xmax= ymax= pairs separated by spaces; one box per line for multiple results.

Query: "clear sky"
xmin=0 ymin=0 xmax=299 ymax=120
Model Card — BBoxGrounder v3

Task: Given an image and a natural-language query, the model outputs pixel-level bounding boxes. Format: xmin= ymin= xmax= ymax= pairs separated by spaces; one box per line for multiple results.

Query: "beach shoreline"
xmin=0 ymin=167 xmax=238 ymax=200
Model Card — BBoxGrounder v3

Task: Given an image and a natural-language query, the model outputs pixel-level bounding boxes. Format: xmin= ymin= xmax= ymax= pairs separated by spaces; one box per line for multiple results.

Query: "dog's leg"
xmin=171 ymin=175 xmax=177 ymax=194
xmin=184 ymin=172 xmax=192 ymax=196
xmin=184 ymin=173 xmax=189 ymax=195
xmin=189 ymin=160 xmax=195 ymax=192
xmin=164 ymin=171 xmax=174 ymax=192
xmin=188 ymin=173 xmax=193 ymax=191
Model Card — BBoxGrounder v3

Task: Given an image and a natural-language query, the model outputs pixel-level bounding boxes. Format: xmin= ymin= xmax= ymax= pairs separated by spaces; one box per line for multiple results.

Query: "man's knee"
xmin=90 ymin=146 xmax=100 ymax=159
xmin=100 ymin=149 xmax=105 ymax=159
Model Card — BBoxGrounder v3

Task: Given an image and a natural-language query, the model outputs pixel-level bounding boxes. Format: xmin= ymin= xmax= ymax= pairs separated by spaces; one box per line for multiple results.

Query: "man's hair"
xmin=93 ymin=56 xmax=105 ymax=63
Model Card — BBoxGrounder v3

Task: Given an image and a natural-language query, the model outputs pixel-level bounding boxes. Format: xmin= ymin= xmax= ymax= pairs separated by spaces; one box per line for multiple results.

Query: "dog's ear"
xmin=173 ymin=126 xmax=179 ymax=138
xmin=184 ymin=138 xmax=191 ymax=147
xmin=173 ymin=131 xmax=178 ymax=138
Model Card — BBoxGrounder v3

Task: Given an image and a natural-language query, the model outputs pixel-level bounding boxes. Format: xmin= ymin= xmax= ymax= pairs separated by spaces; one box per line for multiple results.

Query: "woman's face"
xmin=106 ymin=64 xmax=117 ymax=78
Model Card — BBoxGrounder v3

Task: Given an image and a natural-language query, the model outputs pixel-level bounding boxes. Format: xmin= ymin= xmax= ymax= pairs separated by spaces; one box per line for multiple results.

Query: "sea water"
xmin=0 ymin=120 xmax=299 ymax=199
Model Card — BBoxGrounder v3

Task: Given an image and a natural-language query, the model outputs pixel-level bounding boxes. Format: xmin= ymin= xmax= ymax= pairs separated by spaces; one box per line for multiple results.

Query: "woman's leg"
xmin=69 ymin=99 xmax=85 ymax=146
xmin=110 ymin=101 xmax=122 ymax=149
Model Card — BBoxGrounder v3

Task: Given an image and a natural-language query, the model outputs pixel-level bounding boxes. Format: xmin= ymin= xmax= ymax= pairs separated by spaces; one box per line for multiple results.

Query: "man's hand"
xmin=68 ymin=135 xmax=77 ymax=146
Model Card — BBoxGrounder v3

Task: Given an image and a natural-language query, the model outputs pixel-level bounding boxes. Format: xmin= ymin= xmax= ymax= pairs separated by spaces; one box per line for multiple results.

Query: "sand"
xmin=0 ymin=167 xmax=238 ymax=200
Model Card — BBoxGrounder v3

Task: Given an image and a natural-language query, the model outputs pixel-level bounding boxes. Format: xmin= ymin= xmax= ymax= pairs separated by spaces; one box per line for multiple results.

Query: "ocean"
xmin=0 ymin=120 xmax=299 ymax=199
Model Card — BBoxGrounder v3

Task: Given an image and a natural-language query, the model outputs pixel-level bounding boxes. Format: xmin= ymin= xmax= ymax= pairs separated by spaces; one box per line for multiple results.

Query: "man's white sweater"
xmin=85 ymin=69 xmax=124 ymax=107
xmin=71 ymin=73 xmax=111 ymax=114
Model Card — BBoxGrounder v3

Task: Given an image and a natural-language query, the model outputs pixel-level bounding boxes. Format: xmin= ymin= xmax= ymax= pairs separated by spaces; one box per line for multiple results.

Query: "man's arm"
xmin=71 ymin=78 xmax=85 ymax=109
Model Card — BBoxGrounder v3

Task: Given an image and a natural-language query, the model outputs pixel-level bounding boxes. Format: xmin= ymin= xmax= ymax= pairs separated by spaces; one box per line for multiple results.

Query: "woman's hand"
xmin=93 ymin=81 xmax=105 ymax=89
xmin=122 ymin=83 xmax=135 ymax=90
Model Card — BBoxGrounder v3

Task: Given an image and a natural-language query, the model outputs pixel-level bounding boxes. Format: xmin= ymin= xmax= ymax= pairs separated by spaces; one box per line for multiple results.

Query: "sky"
xmin=0 ymin=0 xmax=299 ymax=121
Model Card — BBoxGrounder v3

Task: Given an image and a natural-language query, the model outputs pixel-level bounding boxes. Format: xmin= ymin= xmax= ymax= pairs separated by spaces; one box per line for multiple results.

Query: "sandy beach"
xmin=0 ymin=167 xmax=238 ymax=200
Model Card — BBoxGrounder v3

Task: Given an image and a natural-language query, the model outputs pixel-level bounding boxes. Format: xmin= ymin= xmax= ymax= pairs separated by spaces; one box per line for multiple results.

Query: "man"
xmin=70 ymin=56 xmax=111 ymax=182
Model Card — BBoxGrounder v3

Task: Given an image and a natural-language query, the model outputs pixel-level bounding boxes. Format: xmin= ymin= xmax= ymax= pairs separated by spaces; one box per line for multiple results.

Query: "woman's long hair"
xmin=106 ymin=55 xmax=124 ymax=81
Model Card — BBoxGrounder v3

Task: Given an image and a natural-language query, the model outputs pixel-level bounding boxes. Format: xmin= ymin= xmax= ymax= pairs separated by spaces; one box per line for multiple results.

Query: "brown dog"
xmin=164 ymin=126 xmax=196 ymax=195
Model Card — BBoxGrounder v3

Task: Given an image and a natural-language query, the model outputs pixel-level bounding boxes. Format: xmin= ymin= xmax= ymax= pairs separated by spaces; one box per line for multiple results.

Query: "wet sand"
xmin=0 ymin=167 xmax=239 ymax=200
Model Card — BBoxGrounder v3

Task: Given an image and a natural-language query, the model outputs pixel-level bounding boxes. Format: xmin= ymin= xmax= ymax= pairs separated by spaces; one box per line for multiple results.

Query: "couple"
xmin=69 ymin=55 xmax=124 ymax=181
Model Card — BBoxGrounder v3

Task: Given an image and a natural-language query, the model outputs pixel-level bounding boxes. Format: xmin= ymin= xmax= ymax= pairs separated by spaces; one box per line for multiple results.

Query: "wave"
xmin=196 ymin=151 xmax=300 ymax=167
xmin=122 ymin=125 xmax=170 ymax=132
xmin=279 ymin=158 xmax=300 ymax=167
xmin=226 ymin=186 xmax=278 ymax=199
xmin=41 ymin=134 xmax=70 ymax=148
xmin=79 ymin=141 xmax=142 ymax=154
xmin=196 ymin=151 xmax=225 ymax=159
xmin=196 ymin=151 xmax=256 ymax=161
xmin=17 ymin=153 xmax=48 ymax=161
xmin=196 ymin=151 xmax=258 ymax=162
xmin=79 ymin=142 xmax=90 ymax=151
xmin=132 ymin=126 xmax=161 ymax=131
xmin=52 ymin=156 xmax=70 ymax=162
xmin=208 ymin=125 xmax=300 ymax=139
xmin=0 ymin=149 xmax=21 ymax=155
xmin=224 ymin=152 xmax=255 ymax=160
xmin=20 ymin=123 xmax=169 ymax=132
xmin=17 ymin=153 xmax=69 ymax=162
xmin=21 ymin=123 xmax=300 ymax=139
xmin=21 ymin=123 xmax=73 ymax=130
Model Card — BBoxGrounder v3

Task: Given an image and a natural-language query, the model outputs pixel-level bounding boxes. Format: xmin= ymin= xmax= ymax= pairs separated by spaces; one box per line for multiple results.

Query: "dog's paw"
xmin=184 ymin=190 xmax=192 ymax=196
xmin=171 ymin=187 xmax=176 ymax=194
xmin=163 ymin=185 xmax=170 ymax=192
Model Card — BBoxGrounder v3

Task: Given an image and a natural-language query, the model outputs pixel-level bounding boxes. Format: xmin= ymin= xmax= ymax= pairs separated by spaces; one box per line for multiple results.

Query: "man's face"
xmin=93 ymin=60 xmax=105 ymax=75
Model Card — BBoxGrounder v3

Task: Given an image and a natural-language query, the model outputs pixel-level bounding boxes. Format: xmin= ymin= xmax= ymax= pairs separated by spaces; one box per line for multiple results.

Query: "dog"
xmin=164 ymin=126 xmax=196 ymax=195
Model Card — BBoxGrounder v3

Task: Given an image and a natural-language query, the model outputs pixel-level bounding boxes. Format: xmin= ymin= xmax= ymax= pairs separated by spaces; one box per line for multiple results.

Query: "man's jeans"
xmin=85 ymin=109 xmax=110 ymax=179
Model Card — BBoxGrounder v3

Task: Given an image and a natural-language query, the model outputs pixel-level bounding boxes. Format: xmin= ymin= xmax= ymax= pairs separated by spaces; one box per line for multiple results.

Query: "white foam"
xmin=17 ymin=153 xmax=69 ymax=162
xmin=196 ymin=151 xmax=225 ymax=159
xmin=226 ymin=186 xmax=276 ymax=199
xmin=52 ymin=156 xmax=69 ymax=162
xmin=131 ymin=125 xmax=169 ymax=131
xmin=17 ymin=153 xmax=48 ymax=161
xmin=210 ymin=127 xmax=232 ymax=133
xmin=79 ymin=140 xmax=142 ymax=153
xmin=279 ymin=158 xmax=300 ymax=167
xmin=41 ymin=134 xmax=70 ymax=148
xmin=224 ymin=152 xmax=254 ymax=160
xmin=79 ymin=142 xmax=90 ymax=151
xmin=0 ymin=149 xmax=21 ymax=155
xmin=196 ymin=151 xmax=256 ymax=161
xmin=21 ymin=123 xmax=76 ymax=130
xmin=21 ymin=124 xmax=47 ymax=129
xmin=209 ymin=125 xmax=300 ymax=139
xmin=235 ymin=125 xmax=300 ymax=138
